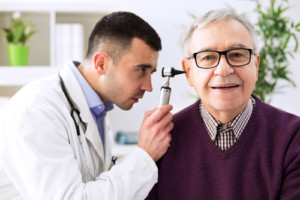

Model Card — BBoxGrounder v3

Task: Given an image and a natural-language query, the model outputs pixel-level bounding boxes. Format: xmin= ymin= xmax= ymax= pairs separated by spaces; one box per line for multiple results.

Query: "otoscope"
xmin=158 ymin=67 xmax=186 ymax=107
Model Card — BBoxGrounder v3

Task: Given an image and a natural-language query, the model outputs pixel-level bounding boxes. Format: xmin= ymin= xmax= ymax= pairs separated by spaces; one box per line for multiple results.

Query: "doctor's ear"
xmin=182 ymin=58 xmax=193 ymax=87
xmin=93 ymin=52 xmax=109 ymax=75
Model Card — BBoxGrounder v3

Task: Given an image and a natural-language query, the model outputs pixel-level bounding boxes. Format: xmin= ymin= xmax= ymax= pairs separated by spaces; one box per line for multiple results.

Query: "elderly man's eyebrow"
xmin=194 ymin=44 xmax=252 ymax=53
xmin=194 ymin=47 xmax=216 ymax=52
xmin=227 ymin=44 xmax=251 ymax=49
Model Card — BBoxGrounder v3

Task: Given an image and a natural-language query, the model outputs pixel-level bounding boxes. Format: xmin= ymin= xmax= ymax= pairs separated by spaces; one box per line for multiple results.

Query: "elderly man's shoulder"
xmin=254 ymin=96 xmax=300 ymax=123
xmin=173 ymin=100 xmax=201 ymax=122
xmin=250 ymin=96 xmax=300 ymax=143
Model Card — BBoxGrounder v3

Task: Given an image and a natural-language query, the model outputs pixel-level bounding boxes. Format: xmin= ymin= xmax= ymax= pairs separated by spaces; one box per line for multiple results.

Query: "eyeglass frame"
xmin=187 ymin=48 xmax=255 ymax=69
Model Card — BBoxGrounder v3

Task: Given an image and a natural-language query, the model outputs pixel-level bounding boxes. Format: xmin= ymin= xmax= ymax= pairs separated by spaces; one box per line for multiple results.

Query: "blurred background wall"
xmin=0 ymin=0 xmax=299 ymax=135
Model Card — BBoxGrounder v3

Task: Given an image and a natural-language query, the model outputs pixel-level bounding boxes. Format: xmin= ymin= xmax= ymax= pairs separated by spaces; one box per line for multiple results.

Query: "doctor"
xmin=0 ymin=11 xmax=173 ymax=199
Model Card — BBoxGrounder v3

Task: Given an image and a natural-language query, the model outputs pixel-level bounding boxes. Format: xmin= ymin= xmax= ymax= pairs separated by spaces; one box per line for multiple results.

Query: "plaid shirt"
xmin=200 ymin=97 xmax=255 ymax=151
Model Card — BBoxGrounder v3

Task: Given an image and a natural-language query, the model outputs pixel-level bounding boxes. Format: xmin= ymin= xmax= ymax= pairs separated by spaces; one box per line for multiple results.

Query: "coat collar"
xmin=59 ymin=63 xmax=112 ymax=164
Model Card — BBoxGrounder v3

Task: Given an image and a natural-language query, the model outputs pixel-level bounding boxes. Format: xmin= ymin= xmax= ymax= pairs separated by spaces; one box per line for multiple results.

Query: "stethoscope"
xmin=58 ymin=74 xmax=86 ymax=136
xmin=58 ymin=74 xmax=117 ymax=180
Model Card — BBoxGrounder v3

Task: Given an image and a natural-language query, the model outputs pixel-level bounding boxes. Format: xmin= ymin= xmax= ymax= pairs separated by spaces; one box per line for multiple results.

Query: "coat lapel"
xmin=104 ymin=118 xmax=113 ymax=170
xmin=59 ymin=65 xmax=105 ymax=163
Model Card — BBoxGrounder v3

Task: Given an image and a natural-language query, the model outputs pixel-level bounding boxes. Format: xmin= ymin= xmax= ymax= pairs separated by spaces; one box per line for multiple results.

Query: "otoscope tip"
xmin=162 ymin=67 xmax=185 ymax=77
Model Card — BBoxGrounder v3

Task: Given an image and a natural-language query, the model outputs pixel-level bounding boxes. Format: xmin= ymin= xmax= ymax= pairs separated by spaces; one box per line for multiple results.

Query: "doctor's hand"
xmin=138 ymin=105 xmax=173 ymax=162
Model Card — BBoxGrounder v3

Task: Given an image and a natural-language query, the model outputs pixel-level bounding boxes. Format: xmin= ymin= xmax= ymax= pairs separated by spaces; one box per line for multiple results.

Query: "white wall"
xmin=1 ymin=0 xmax=300 ymax=134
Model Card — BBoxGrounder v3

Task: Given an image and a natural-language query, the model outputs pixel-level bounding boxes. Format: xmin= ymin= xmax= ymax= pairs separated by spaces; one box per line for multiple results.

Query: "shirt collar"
xmin=68 ymin=61 xmax=113 ymax=117
xmin=200 ymin=96 xmax=255 ymax=141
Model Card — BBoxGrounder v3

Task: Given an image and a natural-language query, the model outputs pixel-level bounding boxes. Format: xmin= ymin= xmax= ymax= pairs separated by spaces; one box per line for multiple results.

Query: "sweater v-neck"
xmin=182 ymin=97 xmax=259 ymax=159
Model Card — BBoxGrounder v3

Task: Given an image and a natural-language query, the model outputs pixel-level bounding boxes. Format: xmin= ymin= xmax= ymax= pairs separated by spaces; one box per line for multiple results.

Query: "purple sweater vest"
xmin=146 ymin=95 xmax=300 ymax=200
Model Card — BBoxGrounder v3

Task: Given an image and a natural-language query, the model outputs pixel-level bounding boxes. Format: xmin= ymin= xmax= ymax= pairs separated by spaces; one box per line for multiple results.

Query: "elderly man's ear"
xmin=182 ymin=58 xmax=193 ymax=87
xmin=254 ymin=54 xmax=260 ymax=82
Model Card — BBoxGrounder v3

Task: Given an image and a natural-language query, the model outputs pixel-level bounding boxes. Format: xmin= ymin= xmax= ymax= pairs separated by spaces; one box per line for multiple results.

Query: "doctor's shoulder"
xmin=0 ymin=74 xmax=69 ymax=128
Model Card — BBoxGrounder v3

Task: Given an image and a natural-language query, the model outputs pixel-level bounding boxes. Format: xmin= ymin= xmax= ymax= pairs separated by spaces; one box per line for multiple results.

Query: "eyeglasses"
xmin=187 ymin=48 xmax=254 ymax=69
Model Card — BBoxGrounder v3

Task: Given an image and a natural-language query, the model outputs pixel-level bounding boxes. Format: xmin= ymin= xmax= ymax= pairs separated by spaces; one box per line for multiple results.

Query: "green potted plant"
xmin=2 ymin=11 xmax=35 ymax=66
xmin=253 ymin=0 xmax=300 ymax=102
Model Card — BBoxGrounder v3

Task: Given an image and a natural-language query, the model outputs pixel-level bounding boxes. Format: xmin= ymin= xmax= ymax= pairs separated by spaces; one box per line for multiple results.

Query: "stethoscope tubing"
xmin=58 ymin=74 xmax=96 ymax=180
xmin=58 ymin=74 xmax=86 ymax=135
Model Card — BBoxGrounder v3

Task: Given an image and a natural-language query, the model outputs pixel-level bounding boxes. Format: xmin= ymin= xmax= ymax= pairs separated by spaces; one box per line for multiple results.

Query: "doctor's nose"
xmin=141 ymin=76 xmax=153 ymax=92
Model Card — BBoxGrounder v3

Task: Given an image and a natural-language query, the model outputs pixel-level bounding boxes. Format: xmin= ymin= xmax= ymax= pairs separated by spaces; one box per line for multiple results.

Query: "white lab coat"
xmin=0 ymin=64 xmax=158 ymax=200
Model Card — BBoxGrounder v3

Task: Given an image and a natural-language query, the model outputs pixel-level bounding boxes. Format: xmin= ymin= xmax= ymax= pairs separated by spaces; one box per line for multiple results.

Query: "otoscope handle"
xmin=158 ymin=67 xmax=184 ymax=107
xmin=158 ymin=86 xmax=171 ymax=107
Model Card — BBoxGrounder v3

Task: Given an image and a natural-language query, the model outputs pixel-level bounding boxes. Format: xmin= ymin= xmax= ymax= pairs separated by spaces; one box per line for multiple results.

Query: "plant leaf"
xmin=291 ymin=34 xmax=299 ymax=52
xmin=187 ymin=12 xmax=197 ymax=20
xmin=3 ymin=17 xmax=35 ymax=45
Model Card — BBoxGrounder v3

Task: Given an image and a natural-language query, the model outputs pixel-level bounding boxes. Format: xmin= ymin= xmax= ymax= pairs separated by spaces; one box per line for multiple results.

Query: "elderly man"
xmin=146 ymin=8 xmax=300 ymax=200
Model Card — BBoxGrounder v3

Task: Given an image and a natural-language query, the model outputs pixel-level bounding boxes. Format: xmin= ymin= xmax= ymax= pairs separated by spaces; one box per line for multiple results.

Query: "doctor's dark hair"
xmin=86 ymin=11 xmax=162 ymax=64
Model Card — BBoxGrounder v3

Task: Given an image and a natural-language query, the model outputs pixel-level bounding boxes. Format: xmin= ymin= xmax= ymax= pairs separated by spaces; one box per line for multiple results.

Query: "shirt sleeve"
xmin=90 ymin=147 xmax=158 ymax=200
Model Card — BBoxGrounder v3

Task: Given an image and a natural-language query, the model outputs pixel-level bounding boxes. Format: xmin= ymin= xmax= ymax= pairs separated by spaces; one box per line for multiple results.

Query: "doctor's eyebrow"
xmin=136 ymin=64 xmax=157 ymax=74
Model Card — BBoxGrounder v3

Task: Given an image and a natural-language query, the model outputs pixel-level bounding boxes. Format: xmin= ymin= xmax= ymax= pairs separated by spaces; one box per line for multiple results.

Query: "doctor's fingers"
xmin=156 ymin=112 xmax=173 ymax=130
xmin=159 ymin=131 xmax=172 ymax=156
xmin=146 ymin=105 xmax=173 ymax=124
xmin=153 ymin=115 xmax=173 ymax=144
xmin=162 ymin=121 xmax=174 ymax=135
xmin=157 ymin=124 xmax=173 ymax=149
xmin=144 ymin=112 xmax=173 ymax=136
xmin=159 ymin=119 xmax=173 ymax=142
xmin=143 ymin=108 xmax=157 ymax=119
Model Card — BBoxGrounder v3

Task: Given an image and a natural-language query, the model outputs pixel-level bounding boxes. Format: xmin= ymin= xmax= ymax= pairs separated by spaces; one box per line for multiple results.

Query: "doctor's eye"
xmin=135 ymin=65 xmax=154 ymax=76
xmin=138 ymin=67 xmax=146 ymax=73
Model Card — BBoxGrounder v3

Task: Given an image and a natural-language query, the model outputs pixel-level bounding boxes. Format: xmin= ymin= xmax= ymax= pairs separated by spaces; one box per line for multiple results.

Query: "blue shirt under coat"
xmin=68 ymin=61 xmax=114 ymax=147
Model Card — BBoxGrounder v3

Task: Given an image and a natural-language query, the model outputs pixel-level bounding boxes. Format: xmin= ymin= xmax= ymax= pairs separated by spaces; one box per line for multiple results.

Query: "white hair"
xmin=182 ymin=8 xmax=258 ymax=57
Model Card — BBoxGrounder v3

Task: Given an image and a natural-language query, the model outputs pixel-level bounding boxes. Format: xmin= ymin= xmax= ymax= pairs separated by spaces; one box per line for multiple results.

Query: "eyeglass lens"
xmin=195 ymin=49 xmax=251 ymax=68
